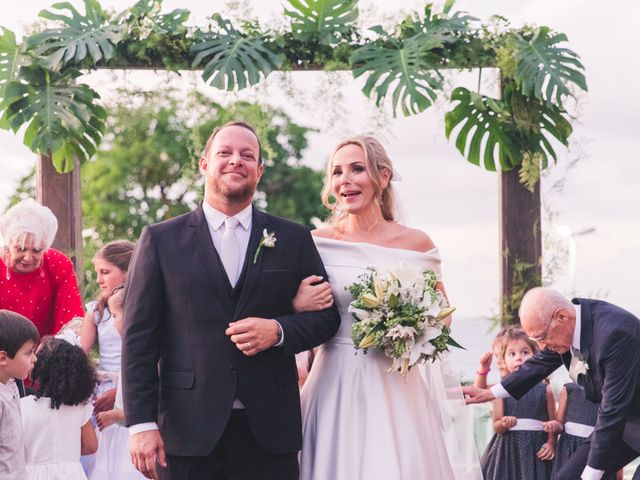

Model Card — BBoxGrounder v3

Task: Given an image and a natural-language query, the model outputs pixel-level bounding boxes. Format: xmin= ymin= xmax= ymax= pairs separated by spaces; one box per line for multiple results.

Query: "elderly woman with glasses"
xmin=0 ymin=199 xmax=84 ymax=338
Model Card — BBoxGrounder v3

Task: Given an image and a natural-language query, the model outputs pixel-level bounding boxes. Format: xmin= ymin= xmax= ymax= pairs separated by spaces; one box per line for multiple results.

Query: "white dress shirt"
xmin=490 ymin=304 xmax=604 ymax=480
xmin=0 ymin=379 xmax=26 ymax=480
xmin=202 ymin=201 xmax=253 ymax=281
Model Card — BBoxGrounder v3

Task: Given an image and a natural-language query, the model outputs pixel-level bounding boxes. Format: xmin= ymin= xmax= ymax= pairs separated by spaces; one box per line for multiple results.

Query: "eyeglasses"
xmin=528 ymin=309 xmax=558 ymax=343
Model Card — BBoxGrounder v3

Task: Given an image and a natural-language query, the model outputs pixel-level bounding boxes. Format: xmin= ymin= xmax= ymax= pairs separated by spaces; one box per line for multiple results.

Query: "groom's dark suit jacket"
xmin=502 ymin=298 xmax=640 ymax=470
xmin=121 ymin=205 xmax=340 ymax=456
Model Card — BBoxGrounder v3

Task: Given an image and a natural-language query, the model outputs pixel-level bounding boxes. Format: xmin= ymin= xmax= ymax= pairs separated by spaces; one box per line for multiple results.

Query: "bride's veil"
xmin=393 ymin=169 xmax=483 ymax=479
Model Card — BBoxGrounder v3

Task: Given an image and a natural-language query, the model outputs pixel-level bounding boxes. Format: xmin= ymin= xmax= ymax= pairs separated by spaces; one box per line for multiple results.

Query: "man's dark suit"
xmin=502 ymin=298 xmax=640 ymax=477
xmin=121 ymin=206 xmax=340 ymax=462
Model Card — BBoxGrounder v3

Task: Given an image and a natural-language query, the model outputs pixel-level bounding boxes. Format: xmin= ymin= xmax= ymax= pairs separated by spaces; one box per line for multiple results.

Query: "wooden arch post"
xmin=36 ymin=154 xmax=83 ymax=287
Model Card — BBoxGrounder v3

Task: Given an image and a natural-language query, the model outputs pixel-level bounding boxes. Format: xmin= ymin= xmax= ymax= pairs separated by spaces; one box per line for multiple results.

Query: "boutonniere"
xmin=253 ymin=229 xmax=276 ymax=264
xmin=575 ymin=359 xmax=589 ymax=377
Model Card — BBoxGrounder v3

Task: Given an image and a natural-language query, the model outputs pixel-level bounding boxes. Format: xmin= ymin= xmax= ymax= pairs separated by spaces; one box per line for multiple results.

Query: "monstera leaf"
xmin=285 ymin=0 xmax=358 ymax=45
xmin=504 ymin=82 xmax=572 ymax=166
xmin=157 ymin=9 xmax=190 ymax=34
xmin=512 ymin=26 xmax=587 ymax=107
xmin=416 ymin=0 xmax=477 ymax=42
xmin=445 ymin=87 xmax=520 ymax=171
xmin=446 ymin=85 xmax=573 ymax=171
xmin=351 ymin=29 xmax=444 ymax=117
xmin=27 ymin=0 xmax=125 ymax=72
xmin=3 ymin=66 xmax=106 ymax=171
xmin=0 ymin=28 xmax=31 ymax=101
xmin=125 ymin=0 xmax=189 ymax=35
xmin=191 ymin=15 xmax=281 ymax=91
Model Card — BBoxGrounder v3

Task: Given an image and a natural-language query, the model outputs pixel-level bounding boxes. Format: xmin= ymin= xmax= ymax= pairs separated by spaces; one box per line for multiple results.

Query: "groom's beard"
xmin=213 ymin=180 xmax=257 ymax=204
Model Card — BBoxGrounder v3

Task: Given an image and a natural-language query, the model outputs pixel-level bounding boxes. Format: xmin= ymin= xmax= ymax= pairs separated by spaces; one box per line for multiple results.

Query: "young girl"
xmin=89 ymin=286 xmax=144 ymax=480
xmin=474 ymin=327 xmax=509 ymax=389
xmin=79 ymin=240 xmax=134 ymax=475
xmin=550 ymin=383 xmax=620 ymax=480
xmin=21 ymin=337 xmax=98 ymax=480
xmin=80 ymin=240 xmax=135 ymax=409
xmin=481 ymin=326 xmax=557 ymax=480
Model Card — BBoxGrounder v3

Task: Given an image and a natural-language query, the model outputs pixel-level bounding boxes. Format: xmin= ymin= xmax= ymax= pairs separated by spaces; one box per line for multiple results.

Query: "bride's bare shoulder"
xmin=311 ymin=226 xmax=337 ymax=239
xmin=393 ymin=225 xmax=436 ymax=253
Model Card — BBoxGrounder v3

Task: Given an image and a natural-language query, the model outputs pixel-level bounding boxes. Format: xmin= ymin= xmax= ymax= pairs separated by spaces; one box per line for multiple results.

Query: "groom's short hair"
xmin=202 ymin=120 xmax=263 ymax=165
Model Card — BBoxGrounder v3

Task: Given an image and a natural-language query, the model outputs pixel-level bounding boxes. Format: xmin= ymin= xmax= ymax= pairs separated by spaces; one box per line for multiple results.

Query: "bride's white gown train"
xmin=299 ymin=237 xmax=481 ymax=480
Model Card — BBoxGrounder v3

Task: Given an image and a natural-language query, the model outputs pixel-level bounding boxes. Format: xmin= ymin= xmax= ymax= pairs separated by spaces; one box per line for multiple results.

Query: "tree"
xmin=11 ymin=88 xmax=325 ymax=297
xmin=82 ymin=87 xmax=324 ymax=245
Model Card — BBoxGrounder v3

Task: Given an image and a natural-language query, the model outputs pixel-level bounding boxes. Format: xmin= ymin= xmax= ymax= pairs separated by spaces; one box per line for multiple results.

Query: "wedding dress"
xmin=299 ymin=237 xmax=482 ymax=480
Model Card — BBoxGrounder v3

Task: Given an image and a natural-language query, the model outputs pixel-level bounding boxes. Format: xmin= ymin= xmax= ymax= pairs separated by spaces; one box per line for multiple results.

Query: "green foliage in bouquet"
xmin=347 ymin=263 xmax=462 ymax=377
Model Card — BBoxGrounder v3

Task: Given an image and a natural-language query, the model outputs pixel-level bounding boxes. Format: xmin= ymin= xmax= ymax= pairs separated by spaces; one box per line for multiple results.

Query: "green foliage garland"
xmin=0 ymin=0 xmax=587 ymax=190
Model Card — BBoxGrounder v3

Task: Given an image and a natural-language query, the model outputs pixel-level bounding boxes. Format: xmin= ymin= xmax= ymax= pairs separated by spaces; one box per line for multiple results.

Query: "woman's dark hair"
xmin=31 ymin=338 xmax=97 ymax=409
xmin=92 ymin=240 xmax=135 ymax=319
xmin=0 ymin=310 xmax=39 ymax=357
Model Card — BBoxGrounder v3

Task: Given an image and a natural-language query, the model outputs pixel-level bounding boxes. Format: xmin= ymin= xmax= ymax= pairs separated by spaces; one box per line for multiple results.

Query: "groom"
xmin=464 ymin=287 xmax=640 ymax=479
xmin=122 ymin=120 xmax=340 ymax=479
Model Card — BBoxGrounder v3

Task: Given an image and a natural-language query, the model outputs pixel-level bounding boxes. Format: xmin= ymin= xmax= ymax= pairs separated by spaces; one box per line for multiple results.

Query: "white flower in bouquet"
xmin=409 ymin=324 xmax=443 ymax=364
xmin=391 ymin=261 xmax=424 ymax=288
xmin=347 ymin=262 xmax=463 ymax=378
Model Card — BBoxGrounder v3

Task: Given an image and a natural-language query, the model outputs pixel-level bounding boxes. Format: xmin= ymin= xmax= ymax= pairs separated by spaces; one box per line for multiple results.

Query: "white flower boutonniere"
xmin=575 ymin=360 xmax=589 ymax=377
xmin=253 ymin=229 xmax=276 ymax=264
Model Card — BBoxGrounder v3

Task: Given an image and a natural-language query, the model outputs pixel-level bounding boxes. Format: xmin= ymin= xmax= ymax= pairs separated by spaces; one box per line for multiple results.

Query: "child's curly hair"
xmin=31 ymin=338 xmax=97 ymax=410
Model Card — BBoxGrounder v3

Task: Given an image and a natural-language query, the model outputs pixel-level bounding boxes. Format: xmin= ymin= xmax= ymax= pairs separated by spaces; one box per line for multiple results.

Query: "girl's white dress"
xmin=89 ymin=375 xmax=145 ymax=480
xmin=86 ymin=301 xmax=122 ymax=391
xmin=81 ymin=302 xmax=143 ymax=480
xmin=21 ymin=395 xmax=93 ymax=480
xmin=81 ymin=302 xmax=128 ymax=479
xmin=299 ymin=237 xmax=482 ymax=480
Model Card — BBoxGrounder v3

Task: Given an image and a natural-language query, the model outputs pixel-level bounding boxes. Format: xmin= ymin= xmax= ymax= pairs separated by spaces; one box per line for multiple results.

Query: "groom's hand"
xmin=227 ymin=317 xmax=280 ymax=356
xmin=462 ymin=386 xmax=496 ymax=405
xmin=130 ymin=430 xmax=167 ymax=479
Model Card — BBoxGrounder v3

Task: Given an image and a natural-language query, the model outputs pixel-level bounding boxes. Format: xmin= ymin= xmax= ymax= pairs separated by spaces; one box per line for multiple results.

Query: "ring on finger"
xmin=246 ymin=342 xmax=252 ymax=350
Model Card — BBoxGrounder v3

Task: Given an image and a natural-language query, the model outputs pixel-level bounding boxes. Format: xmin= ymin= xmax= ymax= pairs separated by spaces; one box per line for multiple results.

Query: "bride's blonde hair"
xmin=321 ymin=136 xmax=396 ymax=224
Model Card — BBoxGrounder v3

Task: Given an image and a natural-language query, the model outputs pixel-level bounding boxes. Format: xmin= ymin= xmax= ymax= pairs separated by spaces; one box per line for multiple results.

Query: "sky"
xmin=1 ymin=0 xmax=639 ymax=376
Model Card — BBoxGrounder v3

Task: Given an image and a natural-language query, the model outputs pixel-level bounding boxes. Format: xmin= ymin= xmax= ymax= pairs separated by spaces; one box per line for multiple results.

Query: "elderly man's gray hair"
xmin=0 ymin=199 xmax=58 ymax=249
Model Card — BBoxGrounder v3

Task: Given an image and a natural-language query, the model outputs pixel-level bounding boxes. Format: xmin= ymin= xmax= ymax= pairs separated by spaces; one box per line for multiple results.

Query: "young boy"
xmin=0 ymin=310 xmax=39 ymax=480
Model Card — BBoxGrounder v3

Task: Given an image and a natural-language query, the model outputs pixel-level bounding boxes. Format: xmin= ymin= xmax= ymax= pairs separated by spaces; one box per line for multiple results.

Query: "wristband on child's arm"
xmin=476 ymin=368 xmax=490 ymax=376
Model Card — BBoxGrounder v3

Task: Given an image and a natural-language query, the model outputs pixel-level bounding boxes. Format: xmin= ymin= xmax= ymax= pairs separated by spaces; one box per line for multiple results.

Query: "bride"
xmin=293 ymin=136 xmax=480 ymax=480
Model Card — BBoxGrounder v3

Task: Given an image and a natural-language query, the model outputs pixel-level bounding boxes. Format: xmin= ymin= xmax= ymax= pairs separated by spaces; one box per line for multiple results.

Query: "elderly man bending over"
xmin=464 ymin=287 xmax=640 ymax=480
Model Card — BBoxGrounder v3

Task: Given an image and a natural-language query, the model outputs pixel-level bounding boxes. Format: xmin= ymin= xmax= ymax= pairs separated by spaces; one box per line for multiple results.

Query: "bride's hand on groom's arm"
xmin=130 ymin=430 xmax=166 ymax=479
xmin=227 ymin=318 xmax=282 ymax=356
xmin=292 ymin=275 xmax=333 ymax=313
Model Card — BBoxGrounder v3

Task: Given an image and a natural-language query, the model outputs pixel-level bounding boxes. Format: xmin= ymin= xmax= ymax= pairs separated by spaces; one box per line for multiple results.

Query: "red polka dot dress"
xmin=0 ymin=248 xmax=84 ymax=337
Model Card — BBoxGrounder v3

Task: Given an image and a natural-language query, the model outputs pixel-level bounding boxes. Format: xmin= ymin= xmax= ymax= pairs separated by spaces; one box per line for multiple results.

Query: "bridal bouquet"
xmin=347 ymin=262 xmax=461 ymax=378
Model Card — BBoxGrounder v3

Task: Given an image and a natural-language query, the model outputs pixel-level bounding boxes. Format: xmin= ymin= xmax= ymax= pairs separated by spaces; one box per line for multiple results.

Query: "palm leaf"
xmin=350 ymin=29 xmax=443 ymax=117
xmin=3 ymin=66 xmax=105 ymax=171
xmin=284 ymin=0 xmax=358 ymax=45
xmin=27 ymin=0 xmax=125 ymax=72
xmin=0 ymin=27 xmax=31 ymax=101
xmin=445 ymin=86 xmax=520 ymax=171
xmin=513 ymin=26 xmax=587 ymax=107
xmin=191 ymin=15 xmax=281 ymax=91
